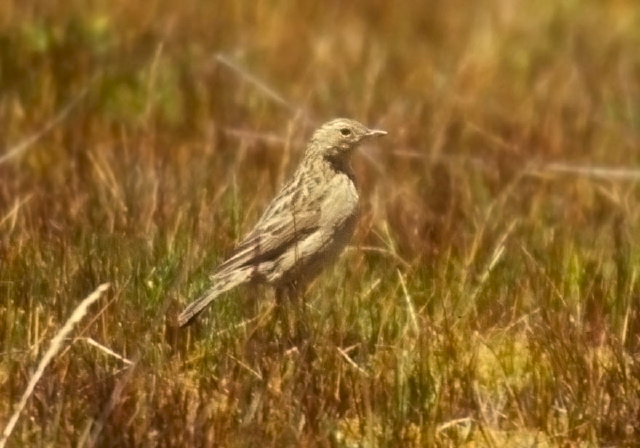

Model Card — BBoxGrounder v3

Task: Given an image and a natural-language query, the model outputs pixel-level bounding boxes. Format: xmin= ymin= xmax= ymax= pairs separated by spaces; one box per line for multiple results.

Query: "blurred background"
xmin=1 ymin=1 xmax=640 ymax=446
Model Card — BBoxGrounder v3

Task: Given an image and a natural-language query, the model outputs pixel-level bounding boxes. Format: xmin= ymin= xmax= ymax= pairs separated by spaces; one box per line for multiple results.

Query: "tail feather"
xmin=178 ymin=268 xmax=253 ymax=327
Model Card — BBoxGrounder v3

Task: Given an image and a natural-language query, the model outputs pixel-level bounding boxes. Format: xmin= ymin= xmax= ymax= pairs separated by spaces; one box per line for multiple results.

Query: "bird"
xmin=177 ymin=118 xmax=387 ymax=328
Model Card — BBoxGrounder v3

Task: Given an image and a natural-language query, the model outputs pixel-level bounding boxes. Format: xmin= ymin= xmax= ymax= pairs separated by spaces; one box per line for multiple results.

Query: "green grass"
xmin=2 ymin=0 xmax=640 ymax=446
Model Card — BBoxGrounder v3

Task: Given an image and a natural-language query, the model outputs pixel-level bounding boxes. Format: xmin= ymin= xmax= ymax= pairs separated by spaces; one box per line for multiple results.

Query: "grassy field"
xmin=2 ymin=0 xmax=640 ymax=446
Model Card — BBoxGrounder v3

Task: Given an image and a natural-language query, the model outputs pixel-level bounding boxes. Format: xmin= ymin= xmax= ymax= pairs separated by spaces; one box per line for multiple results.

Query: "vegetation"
xmin=1 ymin=1 xmax=640 ymax=446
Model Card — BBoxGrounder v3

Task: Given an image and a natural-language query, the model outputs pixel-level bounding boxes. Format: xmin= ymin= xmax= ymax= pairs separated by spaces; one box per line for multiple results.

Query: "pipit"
xmin=178 ymin=118 xmax=386 ymax=327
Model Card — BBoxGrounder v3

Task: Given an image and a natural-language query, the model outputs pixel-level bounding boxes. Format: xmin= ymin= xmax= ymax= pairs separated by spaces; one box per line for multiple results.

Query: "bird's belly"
xmin=314 ymin=176 xmax=359 ymax=262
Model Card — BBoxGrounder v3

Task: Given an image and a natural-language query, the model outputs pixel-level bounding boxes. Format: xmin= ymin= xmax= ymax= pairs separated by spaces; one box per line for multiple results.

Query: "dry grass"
xmin=1 ymin=0 xmax=640 ymax=446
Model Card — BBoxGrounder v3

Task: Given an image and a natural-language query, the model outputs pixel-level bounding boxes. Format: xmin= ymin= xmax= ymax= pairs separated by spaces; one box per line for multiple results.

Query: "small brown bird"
xmin=178 ymin=118 xmax=386 ymax=327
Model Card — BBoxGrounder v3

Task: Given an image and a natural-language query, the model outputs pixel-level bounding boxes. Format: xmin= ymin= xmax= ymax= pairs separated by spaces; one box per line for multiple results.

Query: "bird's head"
xmin=307 ymin=118 xmax=386 ymax=162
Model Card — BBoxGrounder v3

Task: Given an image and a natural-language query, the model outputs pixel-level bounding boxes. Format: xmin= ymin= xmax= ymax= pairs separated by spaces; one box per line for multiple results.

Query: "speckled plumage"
xmin=178 ymin=118 xmax=386 ymax=327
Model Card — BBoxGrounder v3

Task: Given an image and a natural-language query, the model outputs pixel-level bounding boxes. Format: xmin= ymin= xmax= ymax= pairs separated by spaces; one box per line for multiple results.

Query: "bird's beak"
xmin=366 ymin=129 xmax=387 ymax=138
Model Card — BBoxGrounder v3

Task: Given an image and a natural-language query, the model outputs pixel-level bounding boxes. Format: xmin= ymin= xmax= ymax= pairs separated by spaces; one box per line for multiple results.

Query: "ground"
xmin=1 ymin=1 xmax=640 ymax=446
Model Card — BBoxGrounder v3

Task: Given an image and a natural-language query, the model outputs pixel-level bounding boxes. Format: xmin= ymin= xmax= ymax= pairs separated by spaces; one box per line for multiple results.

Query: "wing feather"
xmin=213 ymin=206 xmax=320 ymax=277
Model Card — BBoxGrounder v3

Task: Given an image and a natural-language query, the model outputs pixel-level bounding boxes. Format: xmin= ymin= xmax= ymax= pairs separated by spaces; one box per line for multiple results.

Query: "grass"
xmin=1 ymin=0 xmax=640 ymax=446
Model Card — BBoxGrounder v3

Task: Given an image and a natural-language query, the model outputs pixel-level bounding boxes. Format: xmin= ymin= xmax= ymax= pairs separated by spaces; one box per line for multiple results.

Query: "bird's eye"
xmin=340 ymin=128 xmax=352 ymax=136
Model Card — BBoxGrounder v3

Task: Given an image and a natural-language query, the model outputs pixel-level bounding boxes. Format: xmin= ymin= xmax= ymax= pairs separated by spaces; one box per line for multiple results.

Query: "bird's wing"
xmin=213 ymin=203 xmax=321 ymax=278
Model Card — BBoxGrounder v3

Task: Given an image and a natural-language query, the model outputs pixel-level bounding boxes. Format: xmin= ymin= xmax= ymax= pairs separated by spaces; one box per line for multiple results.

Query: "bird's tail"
xmin=177 ymin=268 xmax=253 ymax=327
